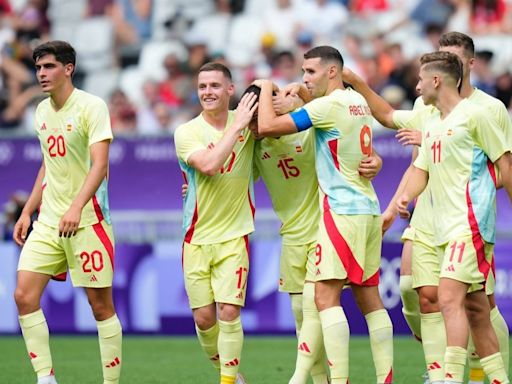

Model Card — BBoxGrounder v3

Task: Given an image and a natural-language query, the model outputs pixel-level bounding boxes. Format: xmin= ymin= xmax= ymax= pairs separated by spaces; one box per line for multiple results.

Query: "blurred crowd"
xmin=0 ymin=0 xmax=511 ymax=136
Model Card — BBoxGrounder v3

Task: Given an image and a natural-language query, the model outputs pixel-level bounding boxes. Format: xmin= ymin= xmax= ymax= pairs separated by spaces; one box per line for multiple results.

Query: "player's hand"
xmin=381 ymin=206 xmax=397 ymax=234
xmin=272 ymin=92 xmax=304 ymax=115
xmin=181 ymin=184 xmax=188 ymax=198
xmin=396 ymin=195 xmax=411 ymax=220
xmin=13 ymin=213 xmax=31 ymax=246
xmin=396 ymin=128 xmax=422 ymax=147
xmin=233 ymin=92 xmax=258 ymax=131
xmin=280 ymin=82 xmax=302 ymax=97
xmin=59 ymin=205 xmax=81 ymax=237
xmin=359 ymin=155 xmax=382 ymax=180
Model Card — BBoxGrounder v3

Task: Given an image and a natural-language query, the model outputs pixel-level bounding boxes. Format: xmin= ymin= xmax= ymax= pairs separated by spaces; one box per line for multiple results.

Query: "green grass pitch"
xmin=0 ymin=335 xmax=509 ymax=383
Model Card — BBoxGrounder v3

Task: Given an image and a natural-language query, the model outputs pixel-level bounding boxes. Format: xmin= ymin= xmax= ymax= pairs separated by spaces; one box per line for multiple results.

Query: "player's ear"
xmin=65 ymin=63 xmax=74 ymax=77
xmin=328 ymin=64 xmax=338 ymax=80
xmin=227 ymin=82 xmax=235 ymax=96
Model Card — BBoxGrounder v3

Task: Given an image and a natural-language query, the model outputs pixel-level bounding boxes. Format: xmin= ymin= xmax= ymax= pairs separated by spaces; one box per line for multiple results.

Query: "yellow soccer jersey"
xmin=397 ymin=99 xmax=508 ymax=245
xmin=35 ymin=89 xmax=113 ymax=228
xmin=174 ymin=111 xmax=255 ymax=245
xmin=289 ymin=88 xmax=380 ymax=215
xmin=253 ymin=130 xmax=319 ymax=245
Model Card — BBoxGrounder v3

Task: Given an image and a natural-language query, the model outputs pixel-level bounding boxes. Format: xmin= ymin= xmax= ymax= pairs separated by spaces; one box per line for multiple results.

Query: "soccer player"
xmin=12 ymin=41 xmax=122 ymax=384
xmin=379 ymin=31 xmax=511 ymax=384
xmin=347 ymin=50 xmax=512 ymax=384
xmin=173 ymin=62 xmax=258 ymax=384
xmin=254 ymin=45 xmax=394 ymax=384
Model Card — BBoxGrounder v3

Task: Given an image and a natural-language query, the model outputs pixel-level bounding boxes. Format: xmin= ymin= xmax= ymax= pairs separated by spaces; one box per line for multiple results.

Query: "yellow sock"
xmin=444 ymin=346 xmax=467 ymax=383
xmin=218 ymin=317 xmax=243 ymax=379
xmin=220 ymin=374 xmax=236 ymax=384
xmin=19 ymin=309 xmax=53 ymax=378
xmin=196 ymin=322 xmax=220 ymax=370
xmin=366 ymin=309 xmax=393 ymax=383
xmin=97 ymin=314 xmax=122 ymax=384
xmin=289 ymin=283 xmax=328 ymax=384
xmin=467 ymin=333 xmax=484 ymax=382
xmin=290 ymin=293 xmax=304 ymax=338
xmin=421 ymin=312 xmax=446 ymax=383
xmin=399 ymin=275 xmax=421 ymax=339
xmin=319 ymin=306 xmax=349 ymax=383
xmin=481 ymin=352 xmax=509 ymax=384
xmin=491 ymin=306 xmax=510 ymax=375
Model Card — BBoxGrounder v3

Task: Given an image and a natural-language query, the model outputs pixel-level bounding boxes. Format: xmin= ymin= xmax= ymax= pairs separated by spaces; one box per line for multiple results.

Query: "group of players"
xmin=10 ymin=31 xmax=511 ymax=384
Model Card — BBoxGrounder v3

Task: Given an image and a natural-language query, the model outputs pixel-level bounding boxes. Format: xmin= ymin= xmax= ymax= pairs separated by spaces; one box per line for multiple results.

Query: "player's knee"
xmin=14 ymin=287 xmax=39 ymax=314
xmin=418 ymin=290 xmax=439 ymax=313
xmin=218 ymin=303 xmax=240 ymax=322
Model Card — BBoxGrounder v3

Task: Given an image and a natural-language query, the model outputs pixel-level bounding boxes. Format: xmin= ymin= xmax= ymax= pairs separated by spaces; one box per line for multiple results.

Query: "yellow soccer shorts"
xmin=410 ymin=227 xmax=440 ymax=289
xmin=315 ymin=211 xmax=382 ymax=286
xmin=18 ymin=220 xmax=115 ymax=287
xmin=279 ymin=241 xmax=314 ymax=293
xmin=438 ymin=234 xmax=494 ymax=293
xmin=183 ymin=236 xmax=250 ymax=309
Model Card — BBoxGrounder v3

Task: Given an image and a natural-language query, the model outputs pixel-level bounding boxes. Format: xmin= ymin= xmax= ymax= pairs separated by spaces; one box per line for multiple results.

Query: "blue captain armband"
xmin=290 ymin=108 xmax=313 ymax=132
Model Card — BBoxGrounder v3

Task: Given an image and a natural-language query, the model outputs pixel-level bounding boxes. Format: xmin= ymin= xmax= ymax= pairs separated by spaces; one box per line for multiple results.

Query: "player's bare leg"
xmin=466 ymin=293 xmax=510 ymax=383
xmin=315 ymin=279 xmax=350 ymax=384
xmin=193 ymin=303 xmax=220 ymax=369
xmin=86 ymin=287 xmax=122 ymax=384
xmin=353 ymin=285 xmax=394 ymax=384
xmin=218 ymin=303 xmax=244 ymax=384
xmin=464 ymin=291 xmax=509 ymax=384
xmin=15 ymin=271 xmax=56 ymax=383
xmin=399 ymin=240 xmax=421 ymax=340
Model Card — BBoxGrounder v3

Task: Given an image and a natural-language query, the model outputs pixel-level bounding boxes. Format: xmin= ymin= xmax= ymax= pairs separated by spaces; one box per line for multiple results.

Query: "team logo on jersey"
xmin=238 ymin=134 xmax=245 ymax=142
xmin=40 ymin=123 xmax=47 ymax=131
xmin=207 ymin=142 xmax=215 ymax=149
xmin=447 ymin=129 xmax=453 ymax=136
xmin=261 ymin=152 xmax=271 ymax=160
xmin=295 ymin=141 xmax=303 ymax=153
xmin=66 ymin=119 xmax=73 ymax=132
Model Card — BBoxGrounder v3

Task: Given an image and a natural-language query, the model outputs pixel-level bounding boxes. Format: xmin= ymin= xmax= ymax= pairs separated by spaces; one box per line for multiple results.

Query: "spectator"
xmin=109 ymin=89 xmax=137 ymax=133
xmin=470 ymin=0 xmax=510 ymax=34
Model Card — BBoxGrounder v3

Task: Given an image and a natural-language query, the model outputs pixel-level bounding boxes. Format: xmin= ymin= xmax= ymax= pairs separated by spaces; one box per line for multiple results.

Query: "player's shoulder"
xmin=470 ymin=88 xmax=507 ymax=112
xmin=74 ymin=89 xmax=108 ymax=109
xmin=174 ymin=114 xmax=203 ymax=137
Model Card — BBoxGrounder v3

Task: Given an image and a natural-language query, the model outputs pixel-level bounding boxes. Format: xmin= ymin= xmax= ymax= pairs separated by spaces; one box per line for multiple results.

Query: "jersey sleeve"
xmin=392 ymin=109 xmax=424 ymax=131
xmin=86 ymin=99 xmax=113 ymax=145
xmin=470 ymin=108 xmax=510 ymax=162
xmin=174 ymin=124 xmax=205 ymax=164
xmin=494 ymin=101 xmax=512 ymax=150
xmin=289 ymin=97 xmax=334 ymax=132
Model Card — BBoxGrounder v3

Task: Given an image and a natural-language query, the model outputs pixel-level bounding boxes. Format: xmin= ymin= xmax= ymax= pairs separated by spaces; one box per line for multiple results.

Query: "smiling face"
xmin=197 ymin=70 xmax=234 ymax=113
xmin=35 ymin=54 xmax=74 ymax=95
xmin=301 ymin=57 xmax=330 ymax=98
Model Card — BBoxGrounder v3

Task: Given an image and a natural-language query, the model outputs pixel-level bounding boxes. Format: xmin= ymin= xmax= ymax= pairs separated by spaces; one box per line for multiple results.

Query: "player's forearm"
xmin=346 ymin=75 xmax=396 ymax=129
xmin=257 ymin=81 xmax=278 ymax=135
xmin=21 ymin=163 xmax=45 ymax=216
xmin=190 ymin=129 xmax=240 ymax=176
xmin=496 ymin=152 xmax=512 ymax=201
xmin=71 ymin=158 xmax=109 ymax=211
xmin=402 ymin=166 xmax=428 ymax=202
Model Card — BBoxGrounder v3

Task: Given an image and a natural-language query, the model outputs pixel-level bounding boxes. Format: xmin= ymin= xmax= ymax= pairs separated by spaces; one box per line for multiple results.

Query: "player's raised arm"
xmin=256 ymin=79 xmax=300 ymax=137
xmin=187 ymin=92 xmax=258 ymax=176
xmin=13 ymin=162 xmax=45 ymax=246
xmin=342 ymin=67 xmax=397 ymax=129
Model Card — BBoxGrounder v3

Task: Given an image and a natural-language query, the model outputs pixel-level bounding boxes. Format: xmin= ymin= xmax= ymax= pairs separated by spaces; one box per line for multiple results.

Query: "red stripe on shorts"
xmin=323 ymin=196 xmax=364 ymax=284
xmin=93 ymin=222 xmax=115 ymax=270
xmin=465 ymin=183 xmax=490 ymax=283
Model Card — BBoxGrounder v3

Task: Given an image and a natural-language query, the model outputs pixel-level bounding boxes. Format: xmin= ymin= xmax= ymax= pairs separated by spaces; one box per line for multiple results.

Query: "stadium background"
xmin=1 ymin=0 xmax=512 ymax=335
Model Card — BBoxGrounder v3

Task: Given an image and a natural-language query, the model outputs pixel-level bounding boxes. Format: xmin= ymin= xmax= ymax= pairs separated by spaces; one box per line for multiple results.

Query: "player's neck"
xmin=50 ymin=83 xmax=75 ymax=111
xmin=203 ymin=109 xmax=229 ymax=131
xmin=436 ymin=89 xmax=462 ymax=119
xmin=459 ymin=79 xmax=474 ymax=99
